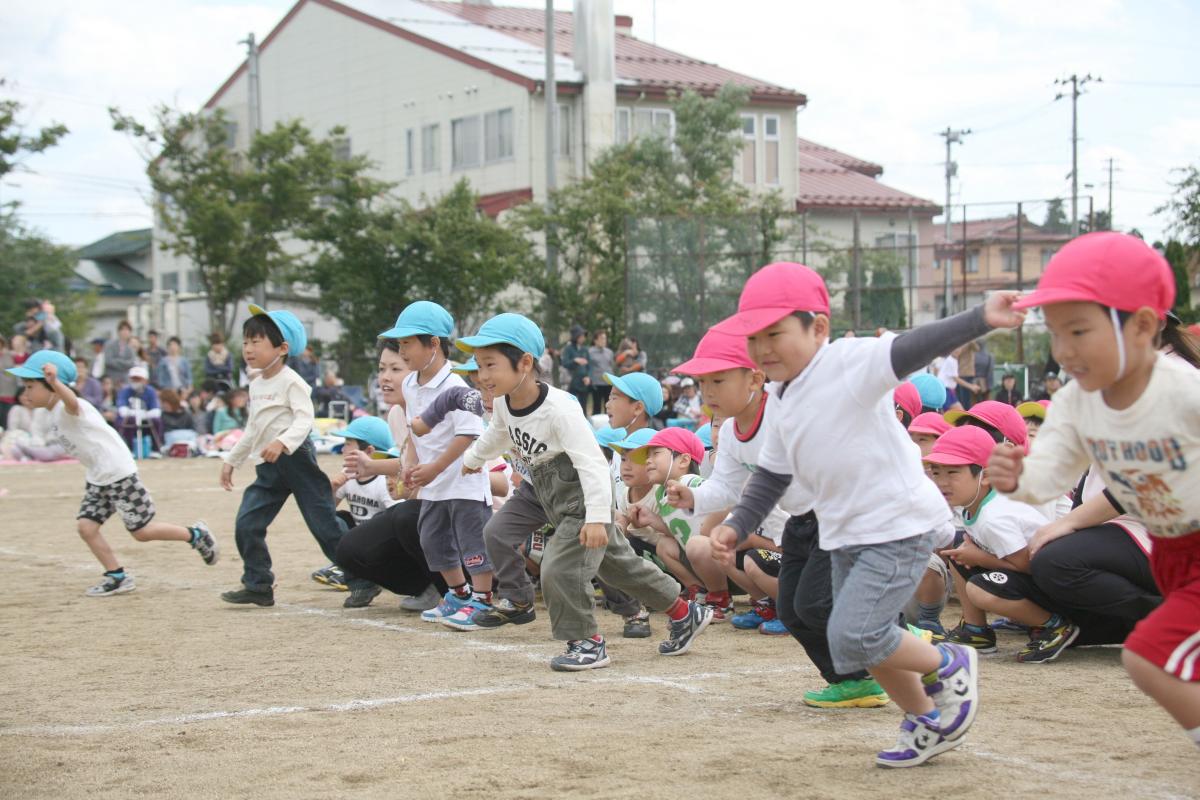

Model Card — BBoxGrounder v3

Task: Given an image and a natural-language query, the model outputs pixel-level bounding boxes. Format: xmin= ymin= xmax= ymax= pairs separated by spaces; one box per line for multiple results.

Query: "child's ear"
xmin=813 ymin=313 xmax=831 ymax=340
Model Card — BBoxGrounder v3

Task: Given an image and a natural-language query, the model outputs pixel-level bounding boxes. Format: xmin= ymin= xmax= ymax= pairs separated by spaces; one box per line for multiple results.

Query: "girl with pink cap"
xmin=709 ymin=261 xmax=1025 ymax=767
xmin=988 ymin=231 xmax=1200 ymax=750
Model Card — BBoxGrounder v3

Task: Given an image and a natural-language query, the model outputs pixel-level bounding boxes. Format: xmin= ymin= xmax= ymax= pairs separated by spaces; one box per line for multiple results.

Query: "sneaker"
xmin=550 ymin=638 xmax=611 ymax=672
xmin=1017 ymin=618 xmax=1080 ymax=664
xmin=343 ymin=584 xmax=382 ymax=609
xmin=623 ymin=610 xmax=651 ymax=638
xmin=907 ymin=623 xmax=935 ymax=644
xmin=190 ymin=521 xmax=219 ymax=565
xmin=473 ymin=598 xmax=537 ymax=628
xmin=944 ymin=621 xmax=997 ymax=654
xmin=915 ymin=619 xmax=947 ymax=639
xmin=681 ymin=584 xmax=704 ymax=603
xmin=803 ymin=678 xmax=890 ymax=709
xmin=991 ymin=616 xmax=1030 ymax=633
xmin=221 ymin=586 xmax=275 ymax=606
xmin=439 ymin=598 xmax=494 ymax=631
xmin=922 ymin=642 xmax=979 ymax=742
xmin=85 ymin=573 xmax=136 ymax=597
xmin=399 ymin=584 xmax=441 ymax=612
xmin=731 ymin=599 xmax=775 ymax=630
xmin=875 ymin=713 xmax=962 ymax=768
xmin=311 ymin=564 xmax=348 ymax=591
xmin=420 ymin=591 xmax=472 ymax=622
xmin=658 ymin=601 xmax=713 ymax=656
xmin=759 ymin=618 xmax=789 ymax=636
xmin=705 ymin=591 xmax=733 ymax=624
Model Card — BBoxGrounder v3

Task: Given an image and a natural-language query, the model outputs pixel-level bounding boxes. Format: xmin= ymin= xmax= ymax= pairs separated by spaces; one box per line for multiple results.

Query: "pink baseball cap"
xmin=893 ymin=382 xmax=921 ymax=420
xmin=908 ymin=412 xmax=951 ymax=436
xmin=944 ymin=400 xmax=1029 ymax=452
xmin=673 ymin=327 xmax=757 ymax=375
xmin=634 ymin=427 xmax=706 ymax=466
xmin=712 ymin=262 xmax=831 ymax=336
xmin=1014 ymin=232 xmax=1175 ymax=319
xmin=923 ymin=425 xmax=997 ymax=468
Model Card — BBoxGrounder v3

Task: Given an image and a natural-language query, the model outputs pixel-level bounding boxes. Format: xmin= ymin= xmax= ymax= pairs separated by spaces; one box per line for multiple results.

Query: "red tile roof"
xmin=420 ymin=1 xmax=805 ymax=105
xmin=796 ymin=149 xmax=940 ymax=213
xmin=797 ymin=137 xmax=882 ymax=177
xmin=934 ymin=215 xmax=1073 ymax=245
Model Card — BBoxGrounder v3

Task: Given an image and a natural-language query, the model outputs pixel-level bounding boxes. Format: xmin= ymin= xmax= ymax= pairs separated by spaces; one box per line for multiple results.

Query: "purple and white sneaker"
xmin=875 ymin=713 xmax=963 ymax=768
xmin=922 ymin=642 xmax=979 ymax=741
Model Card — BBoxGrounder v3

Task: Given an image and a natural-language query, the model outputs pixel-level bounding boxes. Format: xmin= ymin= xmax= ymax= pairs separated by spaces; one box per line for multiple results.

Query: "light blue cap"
xmin=593 ymin=426 xmax=627 ymax=448
xmin=248 ymin=304 xmax=307 ymax=355
xmin=607 ymin=426 xmax=656 ymax=454
xmin=456 ymin=313 xmax=545 ymax=358
xmin=6 ymin=349 xmax=77 ymax=384
xmin=696 ymin=422 xmax=713 ymax=449
xmin=379 ymin=301 xmax=454 ymax=339
xmin=451 ymin=357 xmax=479 ymax=374
xmin=910 ymin=373 xmax=947 ymax=410
xmin=329 ymin=416 xmax=396 ymax=452
xmin=603 ymin=372 xmax=663 ymax=416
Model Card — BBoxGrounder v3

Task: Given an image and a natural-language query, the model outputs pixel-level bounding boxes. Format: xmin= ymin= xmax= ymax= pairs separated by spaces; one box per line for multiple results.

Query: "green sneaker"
xmin=802 ymin=678 xmax=890 ymax=709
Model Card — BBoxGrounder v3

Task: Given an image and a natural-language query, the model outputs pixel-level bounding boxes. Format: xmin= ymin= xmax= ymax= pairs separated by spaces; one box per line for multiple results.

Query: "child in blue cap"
xmin=219 ymin=305 xmax=378 ymax=608
xmin=458 ymin=312 xmax=713 ymax=670
xmin=6 ymin=350 xmax=218 ymax=596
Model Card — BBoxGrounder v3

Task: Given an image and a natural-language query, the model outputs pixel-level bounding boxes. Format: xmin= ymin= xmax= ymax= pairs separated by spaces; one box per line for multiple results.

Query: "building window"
xmin=740 ymin=115 xmax=756 ymax=184
xmin=876 ymin=233 xmax=915 ymax=251
xmin=557 ymin=103 xmax=572 ymax=156
xmin=186 ymin=270 xmax=203 ymax=294
xmin=966 ymin=251 xmax=980 ymax=273
xmin=421 ymin=123 xmax=440 ymax=173
xmin=222 ymin=121 xmax=238 ymax=150
xmin=405 ymin=129 xmax=414 ymax=176
xmin=161 ymin=272 xmax=179 ymax=292
xmin=633 ymin=108 xmax=674 ymax=140
xmin=332 ymin=137 xmax=351 ymax=162
xmin=933 ymin=258 xmax=942 ymax=271
xmin=452 ymin=115 xmax=482 ymax=169
xmin=484 ymin=108 xmax=514 ymax=163
xmin=615 ymin=107 xmax=631 ymax=144
xmin=1001 ymin=249 xmax=1018 ymax=273
xmin=764 ymin=114 xmax=780 ymax=185
xmin=1040 ymin=247 xmax=1057 ymax=267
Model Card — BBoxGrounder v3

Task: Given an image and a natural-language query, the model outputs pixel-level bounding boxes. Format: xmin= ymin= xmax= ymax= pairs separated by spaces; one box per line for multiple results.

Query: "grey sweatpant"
xmin=484 ymin=481 xmax=545 ymax=606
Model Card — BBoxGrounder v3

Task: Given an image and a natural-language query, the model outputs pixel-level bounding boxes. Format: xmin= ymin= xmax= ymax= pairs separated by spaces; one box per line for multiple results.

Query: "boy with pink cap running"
xmin=988 ymin=232 xmax=1200 ymax=750
xmin=709 ymin=261 xmax=1025 ymax=766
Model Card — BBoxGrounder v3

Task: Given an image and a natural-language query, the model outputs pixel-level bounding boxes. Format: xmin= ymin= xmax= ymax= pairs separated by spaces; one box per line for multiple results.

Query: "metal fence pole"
xmin=1015 ymin=201 xmax=1025 ymax=363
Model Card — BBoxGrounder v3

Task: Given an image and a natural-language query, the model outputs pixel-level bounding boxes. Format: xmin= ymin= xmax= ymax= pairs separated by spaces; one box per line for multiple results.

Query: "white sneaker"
xmin=86 ymin=573 xmax=136 ymax=597
xmin=400 ymin=584 xmax=441 ymax=612
xmin=875 ymin=713 xmax=962 ymax=768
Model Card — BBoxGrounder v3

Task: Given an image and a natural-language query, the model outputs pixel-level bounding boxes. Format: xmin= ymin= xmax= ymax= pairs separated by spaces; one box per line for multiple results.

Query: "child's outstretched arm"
xmin=412 ymin=385 xmax=483 ymax=435
xmin=889 ymin=292 xmax=1024 ymax=380
xmin=41 ymin=363 xmax=79 ymax=416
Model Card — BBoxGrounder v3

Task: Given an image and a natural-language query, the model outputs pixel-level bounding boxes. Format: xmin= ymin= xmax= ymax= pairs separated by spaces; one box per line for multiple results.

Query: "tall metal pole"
xmin=1055 ymin=73 xmax=1100 ymax=237
xmin=241 ymin=32 xmax=266 ymax=307
xmin=852 ymin=210 xmax=862 ymax=330
xmin=1107 ymin=157 xmax=1115 ymax=229
xmin=1015 ymin=202 xmax=1025 ymax=363
xmin=939 ymin=127 xmax=970 ymax=317
xmin=544 ymin=1 xmax=558 ymax=279
xmin=906 ymin=208 xmax=915 ymax=327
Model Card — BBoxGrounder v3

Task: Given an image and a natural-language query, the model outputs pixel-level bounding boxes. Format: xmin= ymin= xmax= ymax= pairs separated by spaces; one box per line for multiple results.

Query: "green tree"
xmin=1 ymin=79 xmax=68 ymax=185
xmin=111 ymin=106 xmax=346 ymax=337
xmin=865 ymin=252 xmax=907 ymax=331
xmin=1043 ymin=198 xmax=1070 ymax=233
xmin=1162 ymin=239 xmax=1196 ymax=323
xmin=1156 ymin=164 xmax=1200 ymax=247
xmin=0 ymin=210 xmax=93 ymax=342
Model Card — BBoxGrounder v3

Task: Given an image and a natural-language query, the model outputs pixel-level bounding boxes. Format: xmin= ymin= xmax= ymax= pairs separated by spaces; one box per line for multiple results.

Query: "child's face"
xmin=243 ymin=333 xmax=286 ymax=370
xmin=230 ymin=392 xmax=248 ymax=409
xmin=643 ymin=446 xmax=688 ymax=485
xmin=377 ymin=348 xmax=410 ymax=405
xmin=20 ymin=379 xmax=53 ymax=408
xmin=697 ymin=368 xmax=760 ymax=418
xmin=620 ymin=451 xmax=650 ymax=488
xmin=396 ymin=336 xmax=437 ymax=371
xmin=746 ymin=314 xmax=828 ymax=384
xmin=606 ymin=387 xmax=643 ymax=428
xmin=930 ymin=464 xmax=988 ymax=508
xmin=709 ymin=415 xmax=725 ymax=452
xmin=1024 ymin=417 xmax=1042 ymax=441
xmin=1044 ymin=301 xmax=1156 ymax=392
xmin=1003 ymin=376 xmax=1015 ymax=390
xmin=910 ymin=432 xmax=938 ymax=457
xmin=168 ymin=340 xmax=181 ymax=355
xmin=11 ymin=335 xmax=27 ymax=352
xmin=473 ymin=346 xmax=533 ymax=397
xmin=342 ymin=439 xmax=373 ymax=456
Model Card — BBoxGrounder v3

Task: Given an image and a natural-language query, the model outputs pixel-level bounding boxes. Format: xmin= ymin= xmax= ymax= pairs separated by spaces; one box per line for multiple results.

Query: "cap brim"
xmin=329 ymin=428 xmax=354 ymax=439
xmin=922 ymin=452 xmax=980 ymax=466
xmin=671 ymin=356 xmax=754 ymax=375
xmin=711 ymin=307 xmax=796 ymax=336
xmin=908 ymin=424 xmax=947 ymax=436
xmin=943 ymin=409 xmax=970 ymax=425
xmin=1015 ymin=402 xmax=1046 ymax=420
xmin=248 ymin=304 xmax=267 ymax=316
xmin=380 ymin=325 xmax=439 ymax=340
xmin=1012 ymin=288 xmax=1096 ymax=311
xmin=455 ymin=335 xmax=513 ymax=353
xmin=5 ymin=365 xmax=42 ymax=379
xmin=369 ymin=450 xmax=398 ymax=460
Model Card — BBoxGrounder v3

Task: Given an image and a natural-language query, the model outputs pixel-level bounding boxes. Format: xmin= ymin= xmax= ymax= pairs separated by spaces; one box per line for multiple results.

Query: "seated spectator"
xmin=992 ymin=372 xmax=1023 ymax=406
xmin=212 ymin=388 xmax=248 ymax=450
xmin=187 ymin=393 xmax=211 ymax=435
xmin=159 ymin=389 xmax=194 ymax=434
xmin=73 ymin=357 xmax=105 ymax=408
xmin=204 ymin=332 xmax=233 ymax=386
xmin=291 ymin=344 xmax=320 ymax=388
xmin=0 ymin=335 xmax=15 ymax=429
xmin=0 ymin=387 xmax=34 ymax=458
xmin=314 ymin=370 xmax=351 ymax=418
xmin=9 ymin=334 xmax=29 ymax=366
xmin=97 ymin=376 xmax=119 ymax=423
xmin=116 ymin=365 xmax=164 ymax=454
xmin=671 ymin=377 xmax=704 ymax=423
xmin=154 ymin=336 xmax=193 ymax=395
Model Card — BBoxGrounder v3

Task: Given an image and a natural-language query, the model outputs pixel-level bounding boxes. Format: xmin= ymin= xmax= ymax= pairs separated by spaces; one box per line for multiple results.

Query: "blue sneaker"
xmin=731 ymin=599 xmax=773 ymax=630
xmin=759 ymin=618 xmax=789 ymax=636
xmin=915 ymin=619 xmax=947 ymax=639
xmin=438 ymin=598 xmax=492 ymax=631
xmin=421 ymin=591 xmax=472 ymax=623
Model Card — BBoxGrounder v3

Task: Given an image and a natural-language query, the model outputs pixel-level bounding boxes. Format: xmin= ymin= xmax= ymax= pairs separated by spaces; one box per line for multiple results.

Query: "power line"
xmin=1103 ymin=80 xmax=1200 ymax=89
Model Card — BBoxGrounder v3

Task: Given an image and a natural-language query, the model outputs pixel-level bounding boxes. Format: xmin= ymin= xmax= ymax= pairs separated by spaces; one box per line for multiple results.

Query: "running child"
xmin=220 ymin=304 xmax=375 ymax=607
xmin=7 ymin=351 xmax=218 ymax=596
xmin=710 ymin=261 xmax=1024 ymax=767
xmin=925 ymin=425 xmax=1077 ymax=662
xmin=457 ymin=313 xmax=712 ymax=670
xmin=988 ymin=231 xmax=1200 ymax=749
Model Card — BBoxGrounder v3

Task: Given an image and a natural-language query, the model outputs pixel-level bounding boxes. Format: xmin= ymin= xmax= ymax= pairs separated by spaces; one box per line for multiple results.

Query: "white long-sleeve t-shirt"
xmin=225 ymin=366 xmax=314 ymax=468
xmin=1006 ymin=352 xmax=1200 ymax=539
xmin=463 ymin=383 xmax=613 ymax=524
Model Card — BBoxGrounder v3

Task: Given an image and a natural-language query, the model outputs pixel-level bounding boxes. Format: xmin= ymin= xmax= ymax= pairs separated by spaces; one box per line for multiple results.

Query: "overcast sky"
xmin=2 ymin=0 xmax=1196 ymax=247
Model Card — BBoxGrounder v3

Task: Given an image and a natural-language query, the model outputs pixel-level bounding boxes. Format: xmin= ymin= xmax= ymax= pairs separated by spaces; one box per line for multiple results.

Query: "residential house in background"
xmin=71 ymin=228 xmax=153 ymax=342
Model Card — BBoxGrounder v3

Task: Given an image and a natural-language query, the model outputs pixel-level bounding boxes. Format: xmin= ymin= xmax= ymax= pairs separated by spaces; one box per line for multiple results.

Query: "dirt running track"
xmin=1 ymin=458 xmax=1197 ymax=799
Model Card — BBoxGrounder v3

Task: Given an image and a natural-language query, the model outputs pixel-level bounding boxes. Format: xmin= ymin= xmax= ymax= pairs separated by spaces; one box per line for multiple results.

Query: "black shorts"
xmin=77 ymin=475 xmax=156 ymax=532
xmin=952 ymin=560 xmax=1058 ymax=612
xmin=744 ymin=547 xmax=782 ymax=578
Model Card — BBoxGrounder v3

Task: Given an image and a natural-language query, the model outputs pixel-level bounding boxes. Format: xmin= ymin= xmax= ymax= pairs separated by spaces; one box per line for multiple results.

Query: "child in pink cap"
xmin=988 ymin=232 xmax=1200 ymax=750
xmin=925 ymin=426 xmax=1077 ymax=662
xmin=710 ymin=261 xmax=1025 ymax=767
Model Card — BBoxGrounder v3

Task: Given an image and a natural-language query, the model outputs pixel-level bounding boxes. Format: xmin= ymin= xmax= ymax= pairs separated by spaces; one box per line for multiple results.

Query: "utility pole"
xmin=1054 ymin=73 xmax=1100 ymax=236
xmin=939 ymin=127 xmax=970 ymax=317
xmin=544 ymin=1 xmax=558 ymax=279
xmin=1106 ymin=157 xmax=1115 ymax=229
xmin=240 ymin=32 xmax=266 ymax=307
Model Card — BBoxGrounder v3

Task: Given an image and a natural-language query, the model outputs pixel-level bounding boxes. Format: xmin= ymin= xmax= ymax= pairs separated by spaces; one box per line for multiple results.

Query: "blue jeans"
xmin=234 ymin=439 xmax=368 ymax=593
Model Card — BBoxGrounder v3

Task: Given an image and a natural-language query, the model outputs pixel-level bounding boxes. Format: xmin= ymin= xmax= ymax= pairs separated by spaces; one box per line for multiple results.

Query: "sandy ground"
xmin=0 ymin=457 xmax=1197 ymax=800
